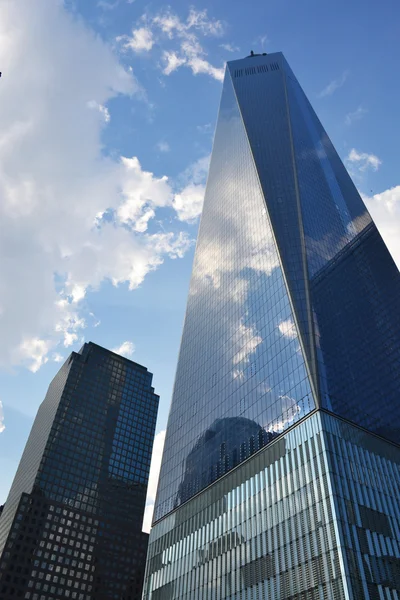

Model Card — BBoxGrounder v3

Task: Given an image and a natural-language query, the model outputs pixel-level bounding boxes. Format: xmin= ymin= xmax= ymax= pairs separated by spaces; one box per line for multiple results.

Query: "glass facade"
xmin=154 ymin=52 xmax=400 ymax=525
xmin=282 ymin=59 xmax=400 ymax=440
xmin=0 ymin=342 xmax=159 ymax=599
xmin=146 ymin=51 xmax=400 ymax=597
xmin=154 ymin=61 xmax=316 ymax=523
xmin=144 ymin=412 xmax=400 ymax=600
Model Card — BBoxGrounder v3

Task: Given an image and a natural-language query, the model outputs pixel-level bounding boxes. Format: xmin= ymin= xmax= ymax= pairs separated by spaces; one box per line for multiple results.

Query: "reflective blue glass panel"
xmin=0 ymin=343 xmax=158 ymax=600
xmin=154 ymin=66 xmax=315 ymax=522
xmin=282 ymin=57 xmax=400 ymax=442
xmin=155 ymin=51 xmax=400 ymax=524
xmin=231 ymin=56 xmax=317 ymax=389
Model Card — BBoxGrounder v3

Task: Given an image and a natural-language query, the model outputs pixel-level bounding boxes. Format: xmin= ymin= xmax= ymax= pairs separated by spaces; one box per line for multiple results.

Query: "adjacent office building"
xmin=0 ymin=342 xmax=159 ymax=600
xmin=143 ymin=52 xmax=400 ymax=599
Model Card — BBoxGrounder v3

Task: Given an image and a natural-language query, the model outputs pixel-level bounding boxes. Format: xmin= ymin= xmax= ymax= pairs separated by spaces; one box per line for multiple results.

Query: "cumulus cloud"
xmin=118 ymin=27 xmax=154 ymax=53
xmin=112 ymin=340 xmax=135 ymax=357
xmin=0 ymin=0 xmax=193 ymax=372
xmin=181 ymin=155 xmax=210 ymax=184
xmin=363 ymin=186 xmax=400 ymax=268
xmin=52 ymin=353 xmax=64 ymax=363
xmin=143 ymin=429 xmax=166 ymax=532
xmin=173 ymin=183 xmax=205 ymax=222
xmin=345 ymin=105 xmax=368 ymax=126
xmin=17 ymin=339 xmax=53 ymax=373
xmin=121 ymin=8 xmax=225 ymax=81
xmin=116 ymin=156 xmax=173 ymax=230
xmin=0 ymin=400 xmax=5 ymax=433
xmin=154 ymin=8 xmax=223 ymax=38
xmin=347 ymin=148 xmax=382 ymax=172
xmin=318 ymin=70 xmax=349 ymax=98
xmin=161 ymin=50 xmax=187 ymax=75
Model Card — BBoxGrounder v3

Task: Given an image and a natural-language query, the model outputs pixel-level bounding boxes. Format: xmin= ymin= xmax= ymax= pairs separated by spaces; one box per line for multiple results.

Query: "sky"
xmin=0 ymin=0 xmax=399 ymax=532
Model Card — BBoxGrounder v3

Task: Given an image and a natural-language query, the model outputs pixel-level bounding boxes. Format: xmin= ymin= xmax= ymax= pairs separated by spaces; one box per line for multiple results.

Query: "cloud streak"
xmin=318 ymin=70 xmax=349 ymax=98
xmin=345 ymin=105 xmax=368 ymax=125
xmin=220 ymin=43 xmax=240 ymax=53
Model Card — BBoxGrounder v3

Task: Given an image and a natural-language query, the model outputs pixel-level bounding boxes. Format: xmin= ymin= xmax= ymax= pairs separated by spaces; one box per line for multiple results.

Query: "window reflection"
xmin=155 ymin=65 xmax=314 ymax=522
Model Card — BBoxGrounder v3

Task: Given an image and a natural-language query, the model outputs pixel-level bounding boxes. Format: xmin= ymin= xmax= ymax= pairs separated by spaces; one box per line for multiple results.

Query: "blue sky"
xmin=0 ymin=0 xmax=399 ymax=530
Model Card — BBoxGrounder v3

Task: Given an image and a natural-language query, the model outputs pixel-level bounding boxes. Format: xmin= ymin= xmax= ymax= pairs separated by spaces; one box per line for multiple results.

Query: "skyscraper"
xmin=0 ymin=342 xmax=159 ymax=600
xmin=143 ymin=52 xmax=400 ymax=599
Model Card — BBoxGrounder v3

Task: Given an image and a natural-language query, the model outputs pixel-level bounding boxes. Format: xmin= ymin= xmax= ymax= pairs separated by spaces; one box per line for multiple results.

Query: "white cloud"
xmin=253 ymin=34 xmax=268 ymax=50
xmin=70 ymin=284 xmax=87 ymax=304
xmin=156 ymin=141 xmax=170 ymax=153
xmin=173 ymin=183 xmax=205 ymax=222
xmin=0 ymin=400 xmax=5 ymax=433
xmin=112 ymin=340 xmax=135 ymax=357
xmin=178 ymin=38 xmax=224 ymax=81
xmin=185 ymin=8 xmax=224 ymax=36
xmin=172 ymin=155 xmax=210 ymax=222
xmin=318 ymin=70 xmax=349 ymax=98
xmin=220 ymin=43 xmax=239 ymax=53
xmin=347 ymin=148 xmax=382 ymax=172
xmin=123 ymin=9 xmax=225 ymax=81
xmin=345 ymin=105 xmax=368 ymax=126
xmin=52 ymin=353 xmax=64 ymax=363
xmin=363 ymin=186 xmax=400 ymax=268
xmin=17 ymin=338 xmax=53 ymax=373
xmin=119 ymin=27 xmax=154 ymax=53
xmin=0 ymin=0 xmax=193 ymax=372
xmin=278 ymin=319 xmax=298 ymax=339
xmin=161 ymin=50 xmax=187 ymax=75
xmin=154 ymin=8 xmax=223 ymax=38
xmin=179 ymin=154 xmax=210 ymax=186
xmin=143 ymin=429 xmax=165 ymax=532
xmin=117 ymin=156 xmax=173 ymax=230
xmin=87 ymin=100 xmax=111 ymax=123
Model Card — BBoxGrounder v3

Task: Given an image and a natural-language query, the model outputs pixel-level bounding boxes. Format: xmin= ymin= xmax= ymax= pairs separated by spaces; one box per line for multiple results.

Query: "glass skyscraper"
xmin=144 ymin=52 xmax=400 ymax=599
xmin=0 ymin=342 xmax=159 ymax=600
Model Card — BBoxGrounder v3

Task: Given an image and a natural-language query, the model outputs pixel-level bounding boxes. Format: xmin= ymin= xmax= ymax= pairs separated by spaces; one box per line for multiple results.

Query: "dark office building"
xmin=143 ymin=52 xmax=400 ymax=599
xmin=0 ymin=342 xmax=159 ymax=600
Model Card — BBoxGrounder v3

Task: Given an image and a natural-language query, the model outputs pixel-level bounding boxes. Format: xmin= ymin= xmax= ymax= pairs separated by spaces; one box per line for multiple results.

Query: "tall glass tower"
xmin=144 ymin=52 xmax=400 ymax=599
xmin=0 ymin=342 xmax=159 ymax=600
